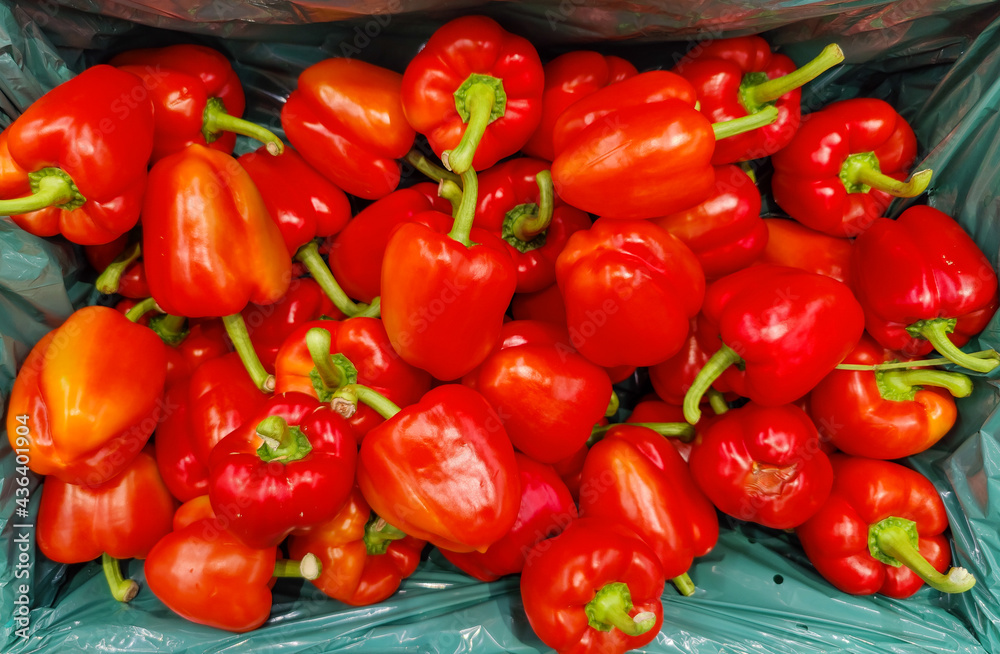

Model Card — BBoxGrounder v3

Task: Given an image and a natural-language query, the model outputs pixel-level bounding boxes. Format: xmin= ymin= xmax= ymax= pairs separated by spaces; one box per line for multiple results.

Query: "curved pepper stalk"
xmin=869 ymin=517 xmax=975 ymax=594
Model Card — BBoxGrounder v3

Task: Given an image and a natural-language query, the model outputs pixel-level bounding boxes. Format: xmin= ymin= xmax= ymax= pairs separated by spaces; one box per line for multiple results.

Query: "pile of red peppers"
xmin=4 ymin=16 xmax=994 ymax=653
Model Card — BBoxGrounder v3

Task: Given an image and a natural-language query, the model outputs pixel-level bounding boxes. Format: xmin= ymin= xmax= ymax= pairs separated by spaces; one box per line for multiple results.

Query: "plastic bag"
xmin=2 ymin=1 xmax=1000 ymax=651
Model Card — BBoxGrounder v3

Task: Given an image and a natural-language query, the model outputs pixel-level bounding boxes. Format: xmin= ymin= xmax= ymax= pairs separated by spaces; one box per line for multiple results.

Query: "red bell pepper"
xmin=522 ymin=50 xmax=637 ymax=162
xmin=688 ymin=402 xmax=833 ymax=529
xmin=162 ymin=319 xmax=230 ymax=387
xmin=208 ymin=393 xmax=358 ymax=549
xmin=771 ymin=98 xmax=931 ymax=237
xmin=6 ymin=306 xmax=167 ymax=485
xmin=111 ymin=44 xmax=283 ymax=162
xmin=684 ymin=264 xmax=864 ymax=423
xmin=0 ymin=66 xmax=154 ymax=244
xmin=580 ymin=424 xmax=718 ymax=594
xmin=796 ymin=456 xmax=976 ymax=598
xmin=809 ymin=335 xmax=972 ymax=459
xmin=649 ymin=321 xmax=733 ymax=409
xmin=288 ymin=487 xmax=425 ymax=606
xmin=674 ymin=39 xmax=844 ymax=163
xmin=521 ymin=517 xmax=665 ymax=654
xmin=755 ymin=218 xmax=853 ymax=286
xmin=142 ymin=144 xmax=291 ymax=391
xmin=851 ymin=205 xmax=1000 ymax=372
xmin=351 ymin=383 xmax=520 ymax=553
xmin=36 ymin=446 xmax=177 ymax=601
xmin=442 ymin=453 xmax=577 ymax=581
xmin=555 ymin=218 xmax=705 ymax=368
xmin=283 ymin=58 xmax=415 ymax=200
xmin=274 ymin=321 xmax=432 ymax=438
xmin=85 ymin=234 xmax=149 ymax=298
xmin=400 ymin=15 xmax=544 ymax=174
xmin=652 ymin=163 xmax=766 ymax=278
xmin=550 ymin=70 xmax=778 ymax=220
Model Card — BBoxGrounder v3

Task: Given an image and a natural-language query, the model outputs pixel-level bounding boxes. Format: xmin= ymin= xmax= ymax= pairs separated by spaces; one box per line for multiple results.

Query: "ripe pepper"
xmin=652 ymin=163 xmax=766 ymax=278
xmin=555 ymin=218 xmax=705 ymax=368
xmin=771 ymin=98 xmax=931 ymax=237
xmin=441 ymin=453 xmax=577 ymax=581
xmin=208 ymin=393 xmax=358 ymax=549
xmin=550 ymin=70 xmax=778 ymax=220
xmin=400 ymin=15 xmax=544 ymax=174
xmin=688 ymin=402 xmax=834 ymax=529
xmin=851 ymin=205 xmax=1000 ymax=372
xmin=283 ymin=58 xmax=414 ymax=200
xmin=350 ymin=383 xmax=520 ymax=553
xmin=511 ymin=284 xmax=568 ymax=326
xmin=0 ymin=66 xmax=154 ymax=244
xmin=796 ymin=456 xmax=976 ymax=598
xmin=288 ymin=487 xmax=425 ymax=606
xmin=145 ymin=498 xmax=321 ymax=632
xmin=381 ymin=169 xmax=517 ymax=381
xmin=111 ymin=44 xmax=283 ymax=162
xmin=274 ymin=321 xmax=432 ymax=438
xmin=85 ymin=234 xmax=149 ymax=298
xmin=162 ymin=319 xmax=230 ymax=387
xmin=809 ymin=335 xmax=972 ymax=460
xmin=475 ymin=158 xmax=592 ymax=293
xmin=520 ymin=517 xmax=665 ymax=654
xmin=684 ymin=265 xmax=864 ymax=423
xmin=6 ymin=305 xmax=167 ymax=485
xmin=755 ymin=218 xmax=853 ymax=286
xmin=580 ymin=425 xmax=719 ymax=595
xmin=674 ymin=39 xmax=844 ymax=163
xmin=649 ymin=321 xmax=733 ymax=410
xmin=522 ymin=50 xmax=637 ymax=162
xmin=142 ymin=144 xmax=291 ymax=391
xmin=36 ymin=446 xmax=177 ymax=602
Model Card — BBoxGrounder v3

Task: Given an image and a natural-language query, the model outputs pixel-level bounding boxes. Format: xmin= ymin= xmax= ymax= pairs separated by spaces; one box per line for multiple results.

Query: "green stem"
xmin=148 ymin=313 xmax=188 ymax=346
xmin=913 ymin=319 xmax=1000 ymax=373
xmin=605 ymin=391 xmax=620 ymax=418
xmin=0 ymin=169 xmax=77 ymax=215
xmin=306 ymin=327 xmax=350 ymax=392
xmin=684 ymin=344 xmax=743 ymax=424
xmin=364 ymin=515 xmax=409 ymax=555
xmin=331 ymin=383 xmax=401 ymax=421
xmin=671 ymin=573 xmax=696 ymax=597
xmin=295 ymin=241 xmax=365 ymax=317
xmin=222 ymin=313 xmax=274 ymax=393
xmin=584 ymin=582 xmax=657 ymax=637
xmin=102 ymin=553 xmax=139 ymax=603
xmin=447 ymin=168 xmax=479 ymax=247
xmin=712 ymin=105 xmax=779 ymax=141
xmin=272 ymin=553 xmax=322 ymax=580
xmin=742 ymin=44 xmax=844 ymax=106
xmin=404 ymin=149 xmax=461 ymax=186
xmin=510 ymin=171 xmax=555 ymax=242
xmin=202 ymin=97 xmax=284 ymax=155
xmin=124 ymin=297 xmax=160 ymax=323
xmin=438 ymin=179 xmax=463 ymax=216
xmin=840 ymin=151 xmax=932 ymax=197
xmin=835 ymin=350 xmax=999 ymax=371
xmin=707 ymin=389 xmax=730 ymax=415
xmin=255 ymin=415 xmax=312 ymax=463
xmin=878 ymin=368 xmax=974 ymax=401
xmin=871 ymin=517 xmax=976 ymax=594
xmin=443 ymin=77 xmax=505 ymax=175
xmin=95 ymin=241 xmax=141 ymax=295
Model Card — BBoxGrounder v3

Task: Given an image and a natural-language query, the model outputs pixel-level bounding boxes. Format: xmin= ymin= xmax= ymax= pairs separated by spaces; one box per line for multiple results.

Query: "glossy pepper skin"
xmin=288 ymin=487 xmax=425 ymax=606
xmin=283 ymin=58 xmax=415 ymax=200
xmin=400 ymin=15 xmax=544 ymax=173
xmin=36 ymin=446 xmax=176 ymax=564
xmin=442 ymin=453 xmax=577 ymax=581
xmin=555 ymin=218 xmax=705 ymax=368
xmin=357 ymin=385 xmax=520 ymax=553
xmin=796 ymin=456 xmax=975 ymax=598
xmin=850 ymin=206 xmax=999 ymax=366
xmin=809 ymin=334 xmax=969 ymax=460
xmin=162 ymin=319 xmax=230 ymax=387
xmin=0 ymin=66 xmax=154 ymax=244
xmin=208 ymin=393 xmax=358 ymax=549
xmin=689 ymin=402 xmax=834 ymax=529
xmin=274 ymin=318 xmax=432 ymax=438
xmin=521 ymin=518 xmax=665 ymax=654
xmin=755 ymin=218 xmax=853 ymax=286
xmin=580 ymin=425 xmax=719 ymax=581
xmin=6 ymin=306 xmax=167 ymax=486
xmin=771 ymin=98 xmax=925 ymax=237
xmin=511 ymin=284 xmax=568 ymax=326
xmin=142 ymin=144 xmax=291 ymax=318
xmin=522 ymin=51 xmax=637 ymax=162
xmin=649 ymin=321 xmax=733 ymax=408
xmin=652 ymin=164 xmax=766 ymax=278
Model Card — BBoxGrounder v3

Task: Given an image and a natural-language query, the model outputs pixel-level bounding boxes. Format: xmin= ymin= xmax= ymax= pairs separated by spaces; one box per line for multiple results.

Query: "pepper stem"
xmin=438 ymin=179 xmax=463 ymax=216
xmin=95 ymin=241 xmax=141 ymax=295
xmin=447 ymin=168 xmax=479 ymax=247
xmin=102 ymin=553 xmax=139 ymax=603
xmin=878 ymin=368 xmax=974 ymax=402
xmin=671 ymin=573 xmax=696 ymax=597
xmin=222 ymin=313 xmax=275 ymax=393
xmin=295 ymin=241 xmax=374 ymax=317
xmin=443 ymin=75 xmax=506 ymax=175
xmin=273 ymin=553 xmax=322 ymax=580
xmin=684 ymin=344 xmax=743 ymax=424
xmin=835 ymin=350 xmax=1000 ymax=371
xmin=605 ymin=391 xmax=620 ymax=418
xmin=364 ymin=515 xmax=409 ymax=555
xmin=840 ymin=151 xmax=932 ymax=197
xmin=584 ymin=582 xmax=657 ymax=636
xmin=331 ymin=383 xmax=401 ymax=420
xmin=911 ymin=318 xmax=1000 ymax=373
xmin=124 ymin=297 xmax=161 ymax=323
xmin=588 ymin=422 xmax=696 ymax=446
xmin=712 ymin=105 xmax=779 ymax=141
xmin=742 ymin=44 xmax=844 ymax=107
xmin=148 ymin=314 xmax=189 ymax=346
xmin=0 ymin=169 xmax=78 ymax=215
xmin=707 ymin=389 xmax=730 ymax=415
xmin=870 ymin=517 xmax=976 ymax=594
xmin=255 ymin=415 xmax=313 ymax=463
xmin=404 ymin=149 xmax=462 ymax=186
xmin=306 ymin=327 xmax=348 ymax=390
xmin=510 ymin=171 xmax=555 ymax=242
xmin=202 ymin=97 xmax=284 ymax=155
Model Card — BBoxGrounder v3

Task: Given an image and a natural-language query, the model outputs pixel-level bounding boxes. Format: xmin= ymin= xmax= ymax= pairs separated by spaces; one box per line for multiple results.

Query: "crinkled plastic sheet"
xmin=3 ymin=1 xmax=1000 ymax=652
